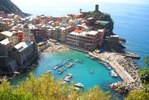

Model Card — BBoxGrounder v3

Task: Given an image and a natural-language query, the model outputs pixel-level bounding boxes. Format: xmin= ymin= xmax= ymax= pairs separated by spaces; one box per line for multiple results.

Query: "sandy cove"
xmin=42 ymin=42 xmax=69 ymax=54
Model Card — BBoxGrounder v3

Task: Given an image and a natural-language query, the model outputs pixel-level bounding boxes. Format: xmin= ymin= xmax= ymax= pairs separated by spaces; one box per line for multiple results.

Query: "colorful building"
xmin=66 ymin=29 xmax=104 ymax=51
xmin=31 ymin=28 xmax=47 ymax=43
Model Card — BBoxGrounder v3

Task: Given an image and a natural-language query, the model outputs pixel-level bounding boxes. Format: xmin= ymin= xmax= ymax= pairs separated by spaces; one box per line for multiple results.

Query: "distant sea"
xmin=17 ymin=2 xmax=149 ymax=67
xmin=10 ymin=2 xmax=149 ymax=99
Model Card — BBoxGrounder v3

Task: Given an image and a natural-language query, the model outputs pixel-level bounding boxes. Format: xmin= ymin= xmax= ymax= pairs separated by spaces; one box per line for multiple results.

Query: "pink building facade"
xmin=66 ymin=29 xmax=104 ymax=51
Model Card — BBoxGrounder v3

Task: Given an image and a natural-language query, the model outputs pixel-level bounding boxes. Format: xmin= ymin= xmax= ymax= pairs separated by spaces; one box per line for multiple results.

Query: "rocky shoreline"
xmin=110 ymin=56 xmax=142 ymax=94
xmin=110 ymin=57 xmax=142 ymax=93
xmin=89 ymin=51 xmax=142 ymax=94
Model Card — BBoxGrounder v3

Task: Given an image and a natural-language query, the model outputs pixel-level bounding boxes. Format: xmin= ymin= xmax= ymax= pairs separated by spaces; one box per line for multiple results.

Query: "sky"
xmin=11 ymin=0 xmax=149 ymax=17
xmin=11 ymin=0 xmax=149 ymax=5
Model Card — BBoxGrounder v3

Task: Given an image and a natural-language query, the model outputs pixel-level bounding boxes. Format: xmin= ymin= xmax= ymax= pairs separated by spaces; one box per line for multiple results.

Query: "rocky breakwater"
xmin=97 ymin=52 xmax=142 ymax=94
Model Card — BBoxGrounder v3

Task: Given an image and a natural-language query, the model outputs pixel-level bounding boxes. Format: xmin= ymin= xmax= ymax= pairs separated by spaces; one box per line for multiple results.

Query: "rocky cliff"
xmin=0 ymin=0 xmax=29 ymax=17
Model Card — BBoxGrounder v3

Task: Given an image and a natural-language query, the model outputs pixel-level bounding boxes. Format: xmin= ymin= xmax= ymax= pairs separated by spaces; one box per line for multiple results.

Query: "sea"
xmin=16 ymin=2 xmax=149 ymax=67
xmin=10 ymin=1 xmax=149 ymax=99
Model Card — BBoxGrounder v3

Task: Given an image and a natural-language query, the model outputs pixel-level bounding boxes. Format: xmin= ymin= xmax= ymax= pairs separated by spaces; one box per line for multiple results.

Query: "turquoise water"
xmin=12 ymin=1 xmax=149 ymax=66
xmin=11 ymin=50 xmax=122 ymax=97
xmin=10 ymin=1 xmax=149 ymax=99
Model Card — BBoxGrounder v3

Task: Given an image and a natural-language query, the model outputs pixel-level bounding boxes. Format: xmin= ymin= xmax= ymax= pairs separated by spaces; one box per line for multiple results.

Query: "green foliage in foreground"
xmin=125 ymin=90 xmax=149 ymax=100
xmin=144 ymin=57 xmax=149 ymax=66
xmin=126 ymin=56 xmax=149 ymax=100
xmin=0 ymin=73 xmax=110 ymax=100
xmin=138 ymin=67 xmax=149 ymax=84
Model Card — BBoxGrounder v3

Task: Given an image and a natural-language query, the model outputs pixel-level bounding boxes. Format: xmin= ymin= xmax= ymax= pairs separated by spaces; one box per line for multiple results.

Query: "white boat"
xmin=63 ymin=78 xmax=70 ymax=82
xmin=66 ymin=62 xmax=74 ymax=68
xmin=110 ymin=70 xmax=118 ymax=77
xmin=66 ymin=73 xmax=72 ymax=78
xmin=75 ymin=83 xmax=84 ymax=88
xmin=63 ymin=73 xmax=72 ymax=82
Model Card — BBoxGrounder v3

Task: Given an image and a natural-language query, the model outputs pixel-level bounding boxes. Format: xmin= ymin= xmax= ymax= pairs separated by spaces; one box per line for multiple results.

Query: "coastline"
xmin=88 ymin=52 xmax=142 ymax=93
xmin=41 ymin=42 xmax=142 ymax=93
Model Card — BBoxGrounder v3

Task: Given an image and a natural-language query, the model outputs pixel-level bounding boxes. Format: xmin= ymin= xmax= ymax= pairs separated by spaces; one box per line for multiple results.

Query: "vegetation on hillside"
xmin=125 ymin=56 xmax=149 ymax=100
xmin=83 ymin=11 xmax=114 ymax=33
xmin=0 ymin=73 xmax=110 ymax=100
xmin=124 ymin=90 xmax=149 ymax=100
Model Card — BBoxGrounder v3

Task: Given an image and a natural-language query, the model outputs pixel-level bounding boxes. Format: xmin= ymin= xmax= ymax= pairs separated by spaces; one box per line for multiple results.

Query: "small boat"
xmin=110 ymin=70 xmax=118 ymax=77
xmin=90 ymin=57 xmax=95 ymax=60
xmin=75 ymin=83 xmax=84 ymax=88
xmin=53 ymin=65 xmax=59 ymax=70
xmin=53 ymin=63 xmax=64 ymax=70
xmin=89 ymin=70 xmax=94 ymax=73
xmin=66 ymin=62 xmax=74 ymax=68
xmin=107 ymin=66 xmax=112 ymax=70
xmin=102 ymin=62 xmax=112 ymax=70
xmin=103 ymin=62 xmax=109 ymax=66
xmin=65 ymin=73 xmax=72 ymax=79
xmin=57 ymin=69 xmax=65 ymax=75
xmin=63 ymin=73 xmax=73 ymax=82
xmin=63 ymin=77 xmax=70 ymax=82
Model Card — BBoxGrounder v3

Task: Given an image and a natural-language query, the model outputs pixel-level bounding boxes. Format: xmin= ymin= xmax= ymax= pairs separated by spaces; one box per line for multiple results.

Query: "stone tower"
xmin=95 ymin=4 xmax=99 ymax=12
xmin=23 ymin=24 xmax=31 ymax=42
xmin=80 ymin=9 xmax=82 ymax=13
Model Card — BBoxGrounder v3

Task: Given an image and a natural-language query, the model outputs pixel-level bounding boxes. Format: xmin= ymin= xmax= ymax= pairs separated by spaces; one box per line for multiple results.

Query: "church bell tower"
xmin=23 ymin=24 xmax=31 ymax=42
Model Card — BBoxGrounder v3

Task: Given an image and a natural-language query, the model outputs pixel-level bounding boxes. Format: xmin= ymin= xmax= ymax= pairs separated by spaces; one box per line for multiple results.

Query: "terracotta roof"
xmin=74 ymin=29 xmax=83 ymax=33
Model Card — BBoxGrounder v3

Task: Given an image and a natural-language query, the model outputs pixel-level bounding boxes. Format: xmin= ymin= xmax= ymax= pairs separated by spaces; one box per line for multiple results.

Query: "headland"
xmin=0 ymin=4 xmax=141 ymax=95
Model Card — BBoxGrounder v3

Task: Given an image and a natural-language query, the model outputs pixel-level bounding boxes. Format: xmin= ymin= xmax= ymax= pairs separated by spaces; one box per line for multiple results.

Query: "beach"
xmin=42 ymin=42 xmax=69 ymax=54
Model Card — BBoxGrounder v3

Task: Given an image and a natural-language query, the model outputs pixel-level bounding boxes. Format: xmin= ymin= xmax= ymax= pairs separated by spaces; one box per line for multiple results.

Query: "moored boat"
xmin=66 ymin=62 xmax=74 ymax=68
xmin=63 ymin=78 xmax=70 ymax=82
xmin=110 ymin=70 xmax=118 ymax=77
xmin=53 ymin=65 xmax=59 ymax=70
xmin=102 ymin=62 xmax=112 ymax=70
xmin=57 ymin=69 xmax=65 ymax=75
xmin=75 ymin=83 xmax=84 ymax=88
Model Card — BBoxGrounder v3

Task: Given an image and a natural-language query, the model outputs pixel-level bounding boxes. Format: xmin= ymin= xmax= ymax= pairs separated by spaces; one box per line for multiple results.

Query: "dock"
xmin=90 ymin=52 xmax=135 ymax=84
xmin=123 ymin=52 xmax=140 ymax=59
xmin=107 ymin=60 xmax=135 ymax=83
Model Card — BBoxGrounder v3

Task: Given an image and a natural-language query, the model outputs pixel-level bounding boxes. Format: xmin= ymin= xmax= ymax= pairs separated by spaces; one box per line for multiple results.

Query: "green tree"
xmin=126 ymin=56 xmax=149 ymax=99
xmin=125 ymin=90 xmax=149 ymax=100
xmin=138 ymin=67 xmax=149 ymax=84
xmin=0 ymin=73 xmax=111 ymax=100
xmin=144 ymin=57 xmax=149 ymax=66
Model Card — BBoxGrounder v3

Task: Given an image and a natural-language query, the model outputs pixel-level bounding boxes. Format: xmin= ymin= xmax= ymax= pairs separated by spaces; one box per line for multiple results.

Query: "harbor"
xmin=10 ymin=49 xmax=122 ymax=97
xmin=88 ymin=52 xmax=142 ymax=93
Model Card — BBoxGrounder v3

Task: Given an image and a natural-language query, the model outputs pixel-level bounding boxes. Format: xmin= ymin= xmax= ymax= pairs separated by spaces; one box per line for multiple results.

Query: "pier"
xmin=123 ymin=52 xmax=141 ymax=59
xmin=89 ymin=52 xmax=135 ymax=83
xmin=107 ymin=60 xmax=135 ymax=83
